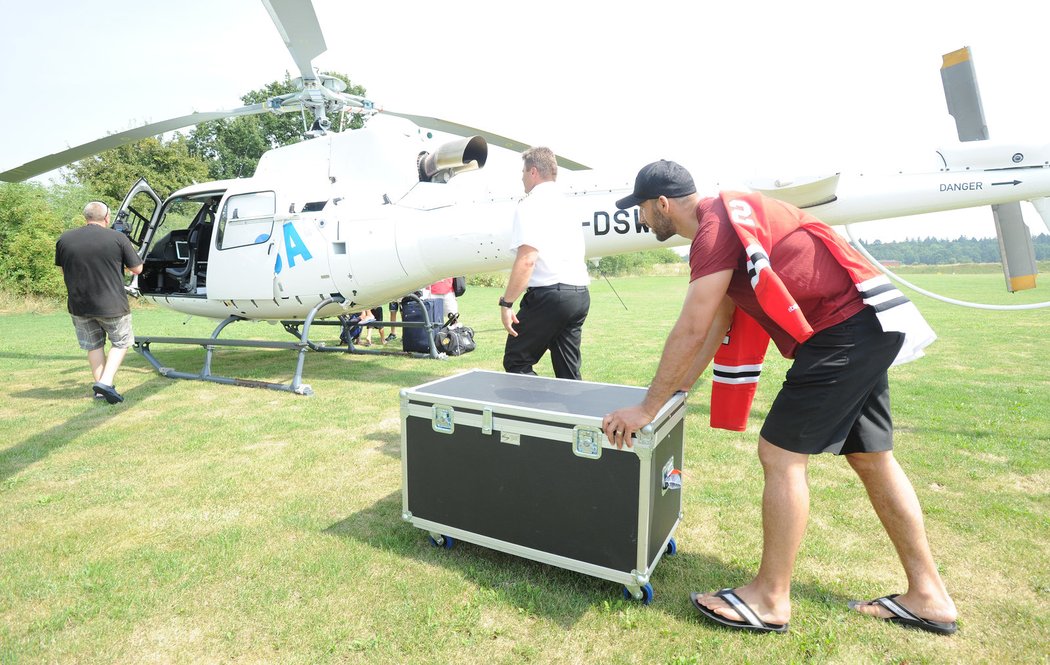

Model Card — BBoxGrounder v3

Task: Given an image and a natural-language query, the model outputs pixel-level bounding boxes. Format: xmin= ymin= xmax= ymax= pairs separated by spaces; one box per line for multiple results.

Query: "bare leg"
xmin=98 ymin=347 xmax=129 ymax=387
xmin=846 ymin=451 xmax=957 ymax=623
xmin=694 ymin=437 xmax=807 ymax=626
xmin=87 ymin=347 xmax=105 ymax=383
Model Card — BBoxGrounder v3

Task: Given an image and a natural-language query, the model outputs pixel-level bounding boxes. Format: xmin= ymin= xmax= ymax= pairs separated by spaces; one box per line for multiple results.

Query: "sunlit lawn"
xmin=0 ymin=271 xmax=1047 ymax=663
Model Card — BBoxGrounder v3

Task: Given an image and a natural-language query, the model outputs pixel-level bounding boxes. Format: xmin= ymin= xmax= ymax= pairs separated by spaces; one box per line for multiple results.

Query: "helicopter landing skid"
xmin=133 ymin=295 xmax=445 ymax=395
xmin=134 ymin=312 xmax=317 ymax=395
xmin=282 ymin=293 xmax=444 ymax=360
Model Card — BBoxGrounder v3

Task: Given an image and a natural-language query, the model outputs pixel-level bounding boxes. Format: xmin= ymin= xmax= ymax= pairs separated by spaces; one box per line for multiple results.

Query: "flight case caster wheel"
xmin=622 ymin=582 xmax=654 ymax=605
xmin=428 ymin=533 xmax=455 ymax=549
xmin=666 ymin=538 xmax=677 ymax=556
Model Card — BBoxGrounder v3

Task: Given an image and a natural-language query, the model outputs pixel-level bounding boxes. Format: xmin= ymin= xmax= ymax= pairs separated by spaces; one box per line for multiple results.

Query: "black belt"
xmin=527 ymin=283 xmax=589 ymax=292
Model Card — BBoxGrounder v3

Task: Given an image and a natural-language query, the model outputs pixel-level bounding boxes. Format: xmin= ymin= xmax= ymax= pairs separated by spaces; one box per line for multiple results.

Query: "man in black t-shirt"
xmin=55 ymin=201 xmax=144 ymax=404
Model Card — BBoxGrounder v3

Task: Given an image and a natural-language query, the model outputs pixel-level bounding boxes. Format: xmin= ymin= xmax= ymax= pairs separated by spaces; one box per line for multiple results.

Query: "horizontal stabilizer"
xmin=992 ymin=202 xmax=1038 ymax=291
xmin=747 ymin=174 xmax=840 ymax=208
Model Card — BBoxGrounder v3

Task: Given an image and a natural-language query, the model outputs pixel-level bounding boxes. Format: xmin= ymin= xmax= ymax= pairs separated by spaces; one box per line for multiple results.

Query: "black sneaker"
xmin=92 ymin=382 xmax=124 ymax=404
xmin=385 ymin=333 xmax=397 ymax=342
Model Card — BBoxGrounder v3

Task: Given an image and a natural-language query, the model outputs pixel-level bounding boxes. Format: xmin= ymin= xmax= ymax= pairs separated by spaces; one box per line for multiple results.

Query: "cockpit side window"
xmin=216 ymin=191 xmax=276 ymax=249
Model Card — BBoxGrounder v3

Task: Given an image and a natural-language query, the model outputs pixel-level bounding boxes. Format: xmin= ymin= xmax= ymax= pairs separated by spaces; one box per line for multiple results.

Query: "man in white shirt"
xmin=499 ymin=147 xmax=590 ymax=379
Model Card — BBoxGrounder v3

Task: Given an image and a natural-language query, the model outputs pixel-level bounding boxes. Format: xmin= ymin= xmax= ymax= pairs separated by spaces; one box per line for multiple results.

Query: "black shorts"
xmin=761 ymin=307 xmax=905 ymax=455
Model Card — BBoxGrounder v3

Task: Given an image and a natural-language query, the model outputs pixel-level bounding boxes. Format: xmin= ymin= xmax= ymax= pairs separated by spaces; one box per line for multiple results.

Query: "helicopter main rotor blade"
xmin=0 ymin=104 xmax=272 ymax=182
xmin=261 ymin=0 xmax=327 ymax=85
xmin=381 ymin=110 xmax=590 ymax=171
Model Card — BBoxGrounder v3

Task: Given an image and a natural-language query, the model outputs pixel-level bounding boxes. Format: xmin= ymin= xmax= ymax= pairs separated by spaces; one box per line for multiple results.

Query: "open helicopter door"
xmin=115 ymin=178 xmax=162 ymax=294
xmin=115 ymin=177 xmax=162 ymax=253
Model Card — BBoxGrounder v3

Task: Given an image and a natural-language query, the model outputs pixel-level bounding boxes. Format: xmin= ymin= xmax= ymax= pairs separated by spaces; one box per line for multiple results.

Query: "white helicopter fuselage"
xmin=125 ymin=116 xmax=1050 ymax=322
xmin=127 ymin=117 xmax=677 ymax=321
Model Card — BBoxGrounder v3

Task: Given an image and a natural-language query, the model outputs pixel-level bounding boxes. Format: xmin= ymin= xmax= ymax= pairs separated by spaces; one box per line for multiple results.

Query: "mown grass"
xmin=0 ymin=273 xmax=1047 ymax=664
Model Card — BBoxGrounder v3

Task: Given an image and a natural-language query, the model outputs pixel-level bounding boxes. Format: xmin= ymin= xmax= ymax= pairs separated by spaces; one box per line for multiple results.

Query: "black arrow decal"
xmin=992 ymin=180 xmax=1022 ymax=186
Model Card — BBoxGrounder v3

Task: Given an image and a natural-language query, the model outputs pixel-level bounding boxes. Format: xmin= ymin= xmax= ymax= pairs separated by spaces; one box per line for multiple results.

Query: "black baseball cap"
xmin=615 ymin=160 xmax=696 ymax=209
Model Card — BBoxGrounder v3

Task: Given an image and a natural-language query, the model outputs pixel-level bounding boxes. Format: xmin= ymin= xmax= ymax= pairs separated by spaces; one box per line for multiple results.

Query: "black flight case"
xmin=400 ymin=369 xmax=686 ymax=603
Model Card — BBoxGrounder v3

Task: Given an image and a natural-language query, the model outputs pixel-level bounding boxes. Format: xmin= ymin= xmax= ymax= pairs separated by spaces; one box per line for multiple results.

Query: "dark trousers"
xmin=503 ymin=284 xmax=590 ymax=380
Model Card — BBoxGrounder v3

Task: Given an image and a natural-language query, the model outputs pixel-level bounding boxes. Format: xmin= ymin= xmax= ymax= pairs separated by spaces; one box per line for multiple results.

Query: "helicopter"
xmin=1 ymin=1 xmax=1047 ymax=394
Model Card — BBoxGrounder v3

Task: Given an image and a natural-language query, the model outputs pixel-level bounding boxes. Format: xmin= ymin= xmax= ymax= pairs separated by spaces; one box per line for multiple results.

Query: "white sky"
xmin=2 ymin=0 xmax=1048 ymax=241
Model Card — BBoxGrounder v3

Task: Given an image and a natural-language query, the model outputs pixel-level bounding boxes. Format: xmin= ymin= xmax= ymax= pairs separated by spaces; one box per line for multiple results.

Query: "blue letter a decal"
xmin=283 ymin=222 xmax=313 ymax=268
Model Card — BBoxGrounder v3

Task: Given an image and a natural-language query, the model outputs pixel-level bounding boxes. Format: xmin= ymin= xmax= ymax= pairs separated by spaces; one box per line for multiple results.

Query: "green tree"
xmin=66 ymin=134 xmax=209 ymax=207
xmin=1035 ymin=234 xmax=1049 ymax=260
xmin=189 ymin=71 xmax=367 ymax=180
xmin=592 ymin=249 xmax=682 ymax=276
xmin=187 ymin=116 xmax=270 ymax=180
xmin=860 ymin=234 xmax=1050 ymax=265
xmin=0 ymin=182 xmax=85 ymax=297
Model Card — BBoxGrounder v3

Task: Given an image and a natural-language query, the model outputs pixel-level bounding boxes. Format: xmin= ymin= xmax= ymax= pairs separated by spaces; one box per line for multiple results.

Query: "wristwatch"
xmin=498 ymin=296 xmax=514 ymax=308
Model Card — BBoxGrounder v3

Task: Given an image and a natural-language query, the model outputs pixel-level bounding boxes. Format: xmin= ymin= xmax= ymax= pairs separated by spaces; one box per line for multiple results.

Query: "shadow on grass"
xmin=324 ymin=490 xmax=853 ymax=629
xmin=2 ymin=377 xmax=175 ymax=483
xmin=363 ymin=429 xmax=401 ymax=459
xmin=0 ymin=351 xmax=84 ymax=362
xmin=1 ymin=341 xmax=447 ymax=482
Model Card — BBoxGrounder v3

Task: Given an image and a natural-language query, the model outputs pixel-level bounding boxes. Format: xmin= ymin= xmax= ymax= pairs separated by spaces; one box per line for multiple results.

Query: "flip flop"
xmin=690 ymin=589 xmax=788 ymax=634
xmin=848 ymin=594 xmax=957 ymax=636
xmin=92 ymin=382 xmax=124 ymax=405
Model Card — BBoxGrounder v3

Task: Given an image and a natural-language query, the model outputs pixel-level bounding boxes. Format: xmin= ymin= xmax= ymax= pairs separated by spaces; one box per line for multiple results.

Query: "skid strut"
xmin=133 ymin=294 xmax=445 ymax=395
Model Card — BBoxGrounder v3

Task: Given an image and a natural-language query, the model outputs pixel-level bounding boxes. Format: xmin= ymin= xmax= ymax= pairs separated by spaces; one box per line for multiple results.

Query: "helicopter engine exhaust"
xmin=418 ymin=136 xmax=488 ymax=183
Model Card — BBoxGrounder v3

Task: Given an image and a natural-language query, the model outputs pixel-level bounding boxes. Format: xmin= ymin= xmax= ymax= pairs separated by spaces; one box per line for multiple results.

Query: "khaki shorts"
xmin=72 ymin=314 xmax=134 ymax=351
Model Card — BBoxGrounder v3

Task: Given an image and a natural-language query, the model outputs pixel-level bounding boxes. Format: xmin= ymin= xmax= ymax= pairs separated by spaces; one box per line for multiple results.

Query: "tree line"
xmin=858 ymin=234 xmax=1050 ymax=265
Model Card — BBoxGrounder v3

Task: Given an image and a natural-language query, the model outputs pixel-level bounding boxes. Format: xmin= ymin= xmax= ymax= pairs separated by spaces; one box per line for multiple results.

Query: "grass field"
xmin=0 ymin=273 xmax=1047 ymax=664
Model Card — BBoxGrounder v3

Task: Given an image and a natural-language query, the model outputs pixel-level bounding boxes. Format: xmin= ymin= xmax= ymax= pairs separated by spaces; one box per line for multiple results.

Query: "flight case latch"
xmin=482 ymin=406 xmax=493 ymax=434
xmin=572 ymin=426 xmax=603 ymax=460
xmin=432 ymin=404 xmax=454 ymax=434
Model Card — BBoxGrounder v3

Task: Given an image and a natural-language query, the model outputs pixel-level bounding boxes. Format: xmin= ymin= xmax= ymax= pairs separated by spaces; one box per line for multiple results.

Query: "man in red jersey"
xmin=602 ymin=161 xmax=956 ymax=635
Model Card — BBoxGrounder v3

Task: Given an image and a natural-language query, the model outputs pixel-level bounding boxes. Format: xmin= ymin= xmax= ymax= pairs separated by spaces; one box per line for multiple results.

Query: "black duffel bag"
xmin=435 ymin=313 xmax=476 ymax=356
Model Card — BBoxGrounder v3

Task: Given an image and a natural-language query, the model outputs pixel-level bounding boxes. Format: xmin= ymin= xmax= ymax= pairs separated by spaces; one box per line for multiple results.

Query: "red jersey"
xmin=694 ymin=192 xmax=935 ymax=431
xmin=430 ymin=278 xmax=454 ymax=295
xmin=690 ymin=196 xmax=865 ymax=358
